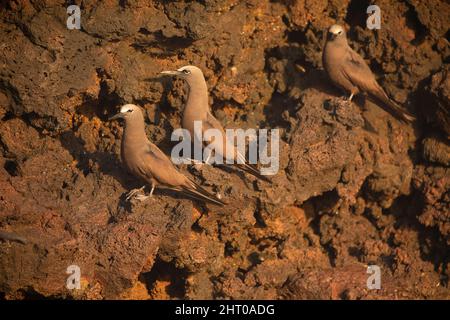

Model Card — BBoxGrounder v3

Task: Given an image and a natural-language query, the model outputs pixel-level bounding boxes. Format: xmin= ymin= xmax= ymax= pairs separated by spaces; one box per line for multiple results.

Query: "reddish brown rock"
xmin=0 ymin=0 xmax=448 ymax=300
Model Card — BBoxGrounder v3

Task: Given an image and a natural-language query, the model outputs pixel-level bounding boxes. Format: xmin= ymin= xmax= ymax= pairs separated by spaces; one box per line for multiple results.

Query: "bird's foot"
xmin=193 ymin=162 xmax=204 ymax=170
xmin=186 ymin=157 xmax=210 ymax=170
xmin=193 ymin=157 xmax=214 ymax=170
xmin=126 ymin=186 xmax=146 ymax=201
xmin=133 ymin=194 xmax=151 ymax=202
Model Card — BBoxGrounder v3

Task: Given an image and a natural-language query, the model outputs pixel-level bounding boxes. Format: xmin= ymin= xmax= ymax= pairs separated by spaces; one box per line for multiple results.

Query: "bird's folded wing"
xmin=205 ymin=112 xmax=256 ymax=168
xmin=205 ymin=112 xmax=241 ymax=160
xmin=342 ymin=48 xmax=415 ymax=122
xmin=205 ymin=112 xmax=226 ymax=134
xmin=342 ymin=48 xmax=379 ymax=92
xmin=204 ymin=112 xmax=271 ymax=182
xmin=142 ymin=142 xmax=186 ymax=187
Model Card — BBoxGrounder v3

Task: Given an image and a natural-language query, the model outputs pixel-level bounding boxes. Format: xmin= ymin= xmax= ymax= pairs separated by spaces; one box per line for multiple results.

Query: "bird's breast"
xmin=121 ymin=139 xmax=149 ymax=181
xmin=323 ymin=45 xmax=342 ymax=72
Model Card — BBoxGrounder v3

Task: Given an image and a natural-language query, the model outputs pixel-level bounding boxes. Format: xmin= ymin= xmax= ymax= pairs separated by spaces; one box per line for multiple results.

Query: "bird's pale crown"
xmin=329 ymin=24 xmax=344 ymax=35
xmin=120 ymin=104 xmax=139 ymax=113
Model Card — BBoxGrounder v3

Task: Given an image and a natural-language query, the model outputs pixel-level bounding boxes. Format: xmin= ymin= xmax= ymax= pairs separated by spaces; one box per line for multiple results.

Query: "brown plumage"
xmin=323 ymin=24 xmax=415 ymax=123
xmin=109 ymin=104 xmax=225 ymax=206
xmin=161 ymin=66 xmax=272 ymax=183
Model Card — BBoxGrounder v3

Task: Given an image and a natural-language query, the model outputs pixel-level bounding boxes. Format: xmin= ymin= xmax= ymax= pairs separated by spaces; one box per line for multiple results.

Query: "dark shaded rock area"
xmin=0 ymin=0 xmax=448 ymax=299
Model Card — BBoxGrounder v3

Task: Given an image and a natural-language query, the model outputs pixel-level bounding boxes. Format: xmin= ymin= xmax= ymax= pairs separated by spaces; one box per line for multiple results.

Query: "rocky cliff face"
xmin=0 ymin=0 xmax=448 ymax=299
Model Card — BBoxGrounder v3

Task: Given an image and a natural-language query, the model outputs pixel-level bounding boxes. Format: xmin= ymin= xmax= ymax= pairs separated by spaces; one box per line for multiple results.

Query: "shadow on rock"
xmin=59 ymin=130 xmax=137 ymax=192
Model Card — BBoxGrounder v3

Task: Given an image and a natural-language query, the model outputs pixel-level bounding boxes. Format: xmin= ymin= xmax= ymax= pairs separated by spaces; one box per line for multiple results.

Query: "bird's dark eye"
xmin=183 ymin=69 xmax=191 ymax=74
xmin=338 ymin=31 xmax=342 ymax=34
xmin=127 ymin=109 xmax=133 ymax=113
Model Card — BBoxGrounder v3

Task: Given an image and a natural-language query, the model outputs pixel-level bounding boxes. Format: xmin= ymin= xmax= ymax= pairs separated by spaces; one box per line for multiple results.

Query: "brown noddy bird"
xmin=160 ymin=66 xmax=271 ymax=182
xmin=109 ymin=104 xmax=225 ymax=206
xmin=322 ymin=24 xmax=415 ymax=123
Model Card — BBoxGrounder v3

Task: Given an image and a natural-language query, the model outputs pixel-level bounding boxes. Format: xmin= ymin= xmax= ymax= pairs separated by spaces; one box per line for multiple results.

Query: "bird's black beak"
xmin=108 ymin=113 xmax=124 ymax=121
xmin=327 ymin=32 xmax=337 ymax=40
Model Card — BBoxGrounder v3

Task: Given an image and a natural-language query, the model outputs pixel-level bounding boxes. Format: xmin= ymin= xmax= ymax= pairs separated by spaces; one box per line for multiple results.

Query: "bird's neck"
xmin=328 ymin=38 xmax=348 ymax=49
xmin=324 ymin=39 xmax=347 ymax=63
xmin=185 ymin=80 xmax=210 ymax=116
xmin=122 ymin=115 xmax=148 ymax=146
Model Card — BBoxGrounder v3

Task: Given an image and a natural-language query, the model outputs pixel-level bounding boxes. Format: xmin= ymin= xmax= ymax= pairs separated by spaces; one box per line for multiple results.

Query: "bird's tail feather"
xmin=235 ymin=152 xmax=272 ymax=183
xmin=372 ymin=86 xmax=415 ymax=123
xmin=237 ymin=163 xmax=273 ymax=183
xmin=182 ymin=181 xmax=226 ymax=206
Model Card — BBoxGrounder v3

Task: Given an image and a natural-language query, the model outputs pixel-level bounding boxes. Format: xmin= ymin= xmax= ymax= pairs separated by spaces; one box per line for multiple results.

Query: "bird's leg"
xmin=149 ymin=182 xmax=155 ymax=197
xmin=191 ymin=150 xmax=212 ymax=170
xmin=189 ymin=158 xmax=204 ymax=165
xmin=333 ymin=90 xmax=356 ymax=119
xmin=204 ymin=152 xmax=212 ymax=165
xmin=133 ymin=182 xmax=156 ymax=202
xmin=134 ymin=194 xmax=150 ymax=202
xmin=126 ymin=185 xmax=146 ymax=201
xmin=347 ymin=88 xmax=358 ymax=102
